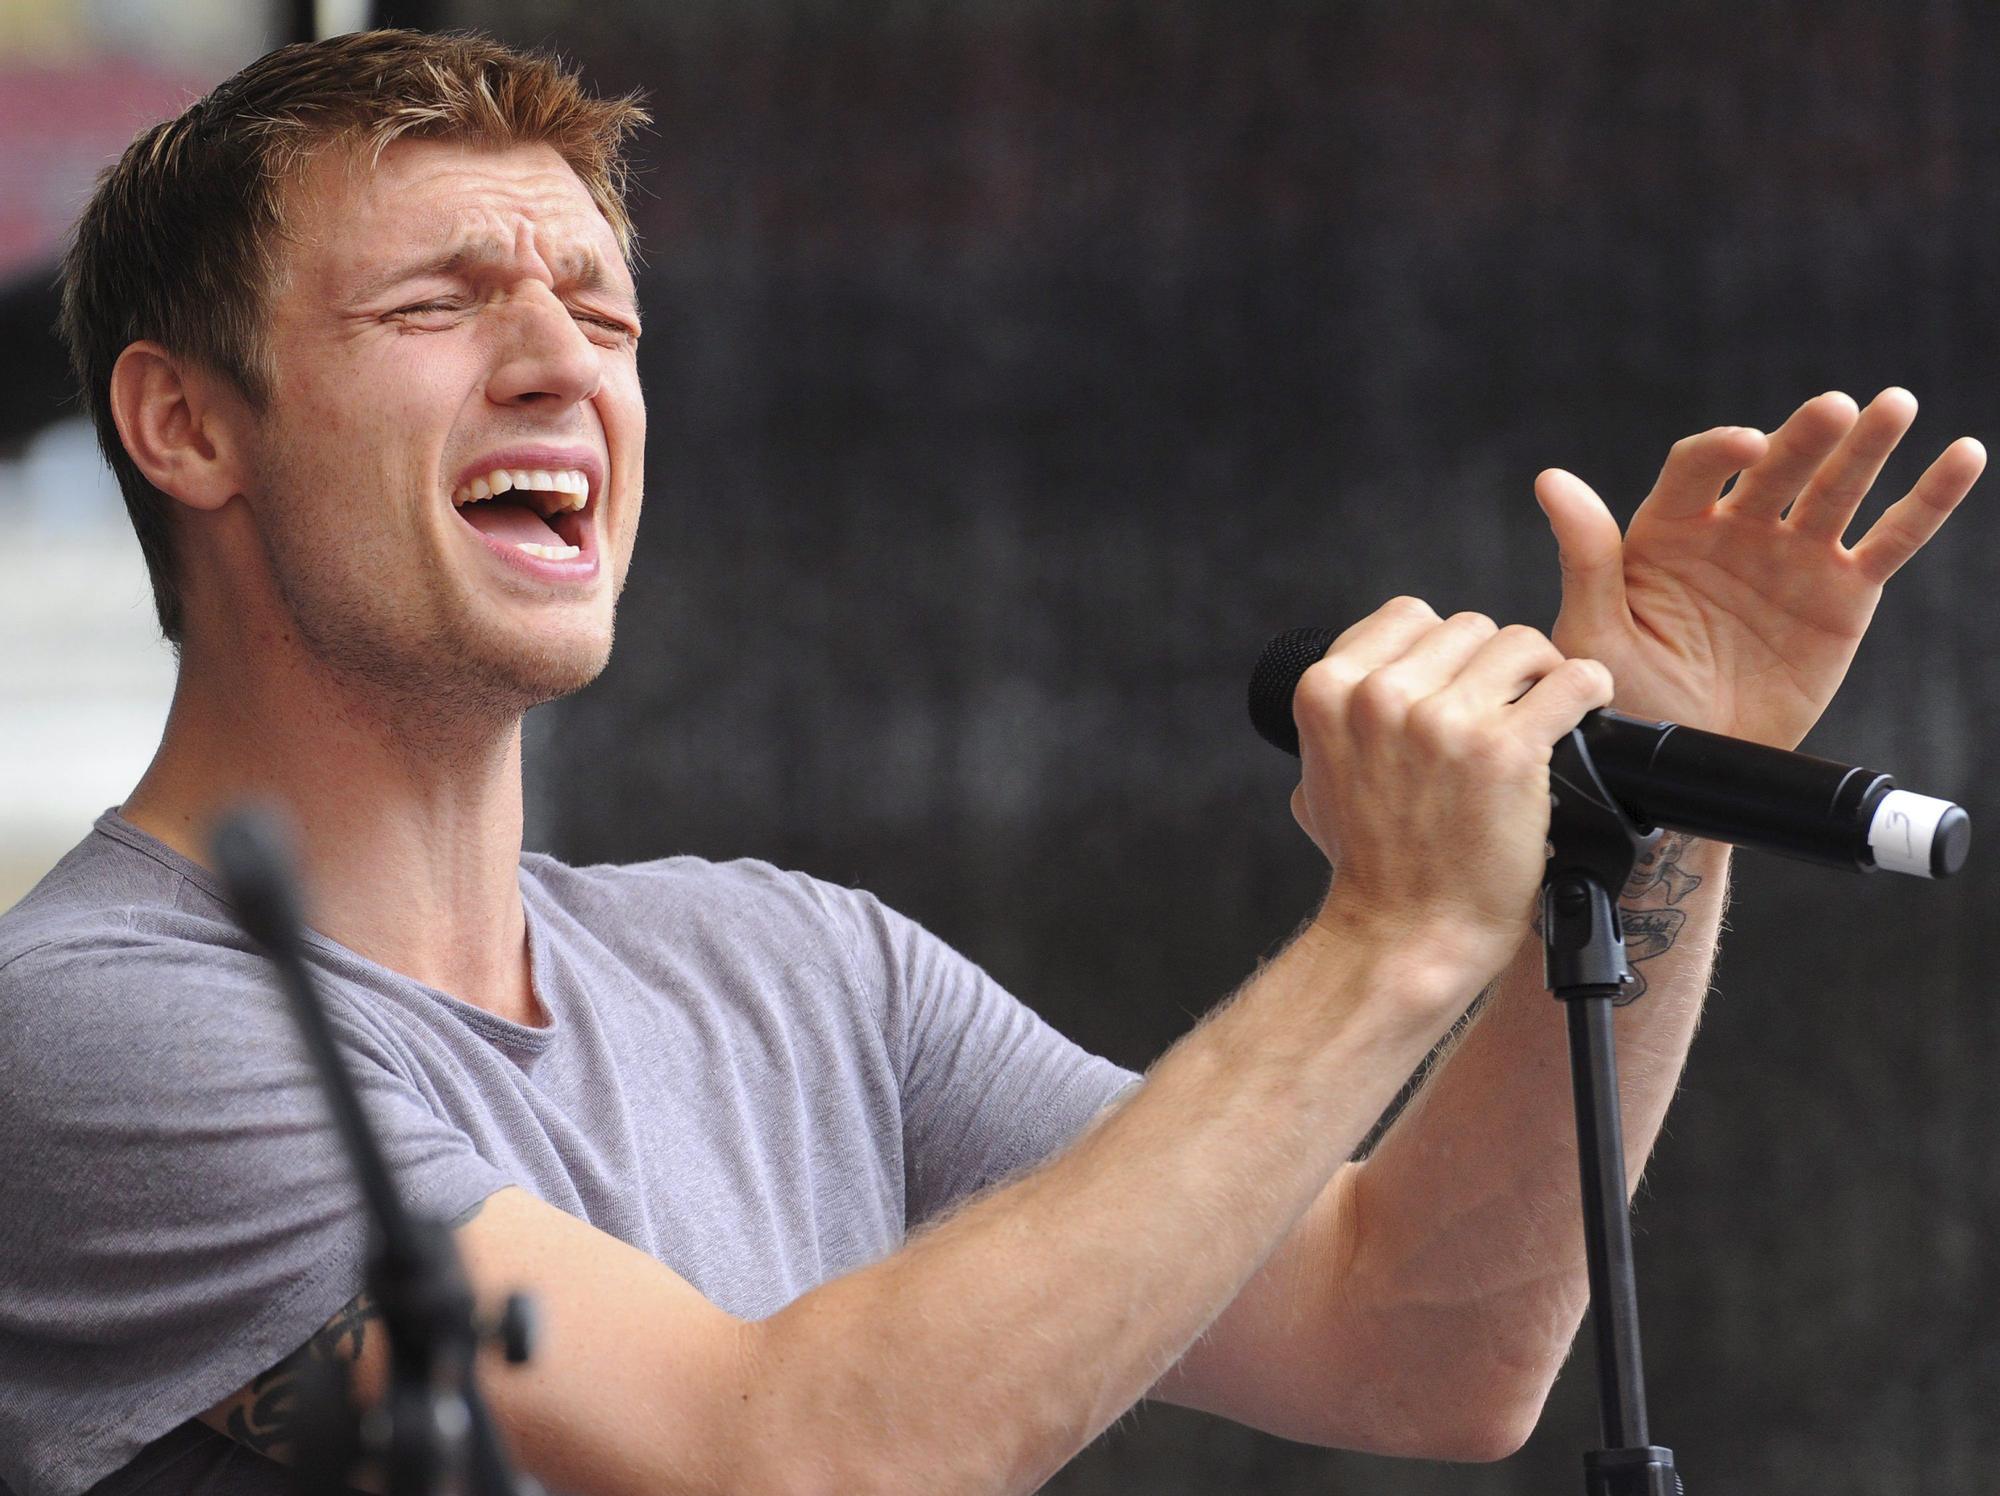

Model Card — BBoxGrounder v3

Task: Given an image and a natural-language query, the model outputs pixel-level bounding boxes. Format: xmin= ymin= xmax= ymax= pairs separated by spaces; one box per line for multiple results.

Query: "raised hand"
xmin=1535 ymin=389 xmax=1984 ymax=749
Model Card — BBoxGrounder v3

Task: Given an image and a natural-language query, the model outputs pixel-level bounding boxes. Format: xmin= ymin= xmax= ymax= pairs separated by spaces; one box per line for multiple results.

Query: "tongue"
xmin=459 ymin=497 xmax=563 ymax=547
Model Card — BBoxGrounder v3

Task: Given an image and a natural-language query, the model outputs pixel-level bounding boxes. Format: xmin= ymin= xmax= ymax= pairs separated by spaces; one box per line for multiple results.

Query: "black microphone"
xmin=1247 ymin=626 xmax=1971 ymax=878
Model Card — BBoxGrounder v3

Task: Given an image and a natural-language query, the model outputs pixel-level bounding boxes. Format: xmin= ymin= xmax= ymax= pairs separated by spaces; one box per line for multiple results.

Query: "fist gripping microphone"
xmin=1247 ymin=626 xmax=1971 ymax=878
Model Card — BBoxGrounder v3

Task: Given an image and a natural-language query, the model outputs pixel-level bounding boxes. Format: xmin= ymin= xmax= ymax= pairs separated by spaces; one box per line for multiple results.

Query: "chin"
xmin=488 ymin=626 xmax=614 ymax=707
xmin=316 ymin=620 xmax=613 ymax=725
xmin=270 ymin=551 xmax=620 ymax=722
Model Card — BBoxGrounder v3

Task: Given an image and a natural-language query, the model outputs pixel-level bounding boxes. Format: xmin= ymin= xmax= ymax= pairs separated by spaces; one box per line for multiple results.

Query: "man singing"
xmin=0 ymin=29 xmax=1980 ymax=1496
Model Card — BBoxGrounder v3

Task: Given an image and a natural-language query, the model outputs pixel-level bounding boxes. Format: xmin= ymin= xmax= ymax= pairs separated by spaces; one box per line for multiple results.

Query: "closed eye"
xmin=577 ymin=311 xmax=640 ymax=342
xmin=387 ymin=299 xmax=636 ymax=341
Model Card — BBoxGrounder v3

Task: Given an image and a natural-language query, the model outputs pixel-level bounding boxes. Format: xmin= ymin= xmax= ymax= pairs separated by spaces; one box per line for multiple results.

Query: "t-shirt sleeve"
xmin=0 ymin=932 xmax=508 ymax=1496
xmin=825 ymin=886 xmax=1140 ymax=1228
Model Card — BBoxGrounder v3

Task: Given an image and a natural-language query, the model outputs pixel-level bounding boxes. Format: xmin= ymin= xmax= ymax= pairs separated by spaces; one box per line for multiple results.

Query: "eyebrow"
xmin=352 ymin=239 xmax=639 ymax=318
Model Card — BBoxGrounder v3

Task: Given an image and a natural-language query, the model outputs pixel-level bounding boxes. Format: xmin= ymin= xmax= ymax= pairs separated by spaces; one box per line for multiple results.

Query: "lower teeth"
xmin=515 ymin=541 xmax=581 ymax=560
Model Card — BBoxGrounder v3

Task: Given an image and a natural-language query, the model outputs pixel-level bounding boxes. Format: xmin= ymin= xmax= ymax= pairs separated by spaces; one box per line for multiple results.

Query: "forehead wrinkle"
xmin=285 ymin=143 xmax=635 ymax=314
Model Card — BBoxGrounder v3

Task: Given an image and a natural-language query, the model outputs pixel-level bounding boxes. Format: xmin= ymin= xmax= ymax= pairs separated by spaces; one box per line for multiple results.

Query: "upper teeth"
xmin=452 ymin=467 xmax=590 ymax=509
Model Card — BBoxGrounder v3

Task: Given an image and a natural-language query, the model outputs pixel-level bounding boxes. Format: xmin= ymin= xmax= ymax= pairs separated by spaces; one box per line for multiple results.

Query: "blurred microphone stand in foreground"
xmin=212 ymin=807 xmax=542 ymax=1496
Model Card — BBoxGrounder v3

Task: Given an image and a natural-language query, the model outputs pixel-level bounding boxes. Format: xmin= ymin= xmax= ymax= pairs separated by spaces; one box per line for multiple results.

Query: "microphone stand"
xmin=211 ymin=809 xmax=542 ymax=1496
xmin=1541 ymin=730 xmax=1684 ymax=1496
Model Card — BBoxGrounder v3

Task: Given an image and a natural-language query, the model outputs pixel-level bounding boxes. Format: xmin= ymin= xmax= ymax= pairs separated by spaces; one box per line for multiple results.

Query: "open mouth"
xmin=451 ymin=466 xmax=592 ymax=559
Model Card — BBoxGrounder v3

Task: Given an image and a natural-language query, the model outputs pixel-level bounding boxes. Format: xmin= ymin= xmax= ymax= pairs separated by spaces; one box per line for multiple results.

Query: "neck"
xmin=123 ymin=631 xmax=540 ymax=1024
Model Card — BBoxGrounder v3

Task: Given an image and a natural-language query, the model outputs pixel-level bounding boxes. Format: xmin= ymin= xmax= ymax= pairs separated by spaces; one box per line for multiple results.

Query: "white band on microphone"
xmin=1867 ymin=790 xmax=1954 ymax=878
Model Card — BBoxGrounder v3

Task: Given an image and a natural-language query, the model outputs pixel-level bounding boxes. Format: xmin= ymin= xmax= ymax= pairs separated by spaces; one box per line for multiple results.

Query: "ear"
xmin=107 ymin=341 xmax=252 ymax=513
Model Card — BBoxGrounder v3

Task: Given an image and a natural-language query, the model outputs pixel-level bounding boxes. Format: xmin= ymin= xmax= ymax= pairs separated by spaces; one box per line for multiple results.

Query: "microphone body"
xmin=1575 ymin=710 xmax=1963 ymax=876
xmin=1247 ymin=626 xmax=1969 ymax=879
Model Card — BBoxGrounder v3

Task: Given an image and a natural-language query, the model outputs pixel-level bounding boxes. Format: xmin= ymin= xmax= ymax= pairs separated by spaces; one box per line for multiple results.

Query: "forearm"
xmin=743 ymin=915 xmax=1465 ymax=1496
xmin=1338 ymin=834 xmax=1730 ymax=1433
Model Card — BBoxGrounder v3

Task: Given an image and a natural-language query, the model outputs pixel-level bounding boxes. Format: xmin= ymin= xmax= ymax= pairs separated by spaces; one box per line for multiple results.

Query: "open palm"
xmin=1537 ymin=389 xmax=1985 ymax=750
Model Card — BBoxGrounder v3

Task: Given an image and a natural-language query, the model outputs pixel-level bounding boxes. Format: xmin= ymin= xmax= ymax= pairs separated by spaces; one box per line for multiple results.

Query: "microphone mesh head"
xmin=1247 ymin=627 xmax=1341 ymax=758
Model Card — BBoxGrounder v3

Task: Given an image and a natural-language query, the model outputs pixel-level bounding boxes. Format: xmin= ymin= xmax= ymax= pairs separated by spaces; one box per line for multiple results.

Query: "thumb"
xmin=1535 ymin=468 xmax=1627 ymax=636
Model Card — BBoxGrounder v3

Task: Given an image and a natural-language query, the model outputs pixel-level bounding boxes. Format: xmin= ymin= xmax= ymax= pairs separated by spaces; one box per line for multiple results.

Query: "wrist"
xmin=1300 ymin=895 xmax=1501 ymax=1035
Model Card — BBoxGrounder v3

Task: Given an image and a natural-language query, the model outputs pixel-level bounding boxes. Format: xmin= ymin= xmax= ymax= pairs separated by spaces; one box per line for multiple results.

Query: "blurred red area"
xmin=0 ymin=60 xmax=209 ymax=281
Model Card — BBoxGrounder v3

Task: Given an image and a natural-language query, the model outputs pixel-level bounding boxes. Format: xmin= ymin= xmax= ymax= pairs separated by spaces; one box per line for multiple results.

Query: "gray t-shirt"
xmin=0 ymin=813 xmax=1136 ymax=1496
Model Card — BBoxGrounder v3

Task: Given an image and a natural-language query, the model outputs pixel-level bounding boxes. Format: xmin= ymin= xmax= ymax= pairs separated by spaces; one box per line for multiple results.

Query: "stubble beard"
xmin=254 ymin=474 xmax=615 ymax=750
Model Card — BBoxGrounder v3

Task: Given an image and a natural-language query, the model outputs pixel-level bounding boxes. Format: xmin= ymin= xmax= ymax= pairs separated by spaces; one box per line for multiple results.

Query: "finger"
xmin=1633 ymin=425 xmax=1770 ymax=522
xmin=1364 ymin=610 xmax=1502 ymax=702
xmin=1507 ymin=657 xmax=1617 ymax=746
xmin=1720 ymin=391 xmax=1859 ymax=519
xmin=1294 ymin=598 xmax=1448 ymax=751
xmin=1535 ymin=468 xmax=1627 ymax=636
xmin=1788 ymin=387 xmax=1920 ymax=542
xmin=1318 ymin=596 xmax=1444 ymax=675
xmin=1436 ymin=623 xmax=1568 ymax=709
xmin=1849 ymin=435 xmax=1986 ymax=586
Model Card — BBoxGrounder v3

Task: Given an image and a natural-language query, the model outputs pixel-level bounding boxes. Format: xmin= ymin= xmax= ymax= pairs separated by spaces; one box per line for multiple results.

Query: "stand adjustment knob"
xmin=1585 ymin=1444 xmax=1682 ymax=1496
xmin=494 ymin=1294 xmax=537 ymax=1365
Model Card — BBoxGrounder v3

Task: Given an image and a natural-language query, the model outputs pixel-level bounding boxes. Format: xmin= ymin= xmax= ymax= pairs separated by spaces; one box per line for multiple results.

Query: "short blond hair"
xmin=58 ymin=29 xmax=649 ymax=644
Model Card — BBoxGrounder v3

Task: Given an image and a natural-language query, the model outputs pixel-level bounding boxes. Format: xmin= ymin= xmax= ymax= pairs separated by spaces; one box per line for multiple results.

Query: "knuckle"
xmin=1347 ymin=670 xmax=1409 ymax=726
xmin=1295 ymin=659 xmax=1355 ymax=712
xmin=1293 ymin=659 xmax=1363 ymax=740
xmin=1408 ymin=696 xmax=1487 ymax=760
xmin=1404 ymin=695 xmax=1457 ymax=746
xmin=1500 ymin=623 xmax=1562 ymax=667
xmin=1384 ymin=595 xmax=1439 ymax=622
xmin=1450 ymin=610 xmax=1499 ymax=637
xmin=1550 ymin=657 xmax=1611 ymax=705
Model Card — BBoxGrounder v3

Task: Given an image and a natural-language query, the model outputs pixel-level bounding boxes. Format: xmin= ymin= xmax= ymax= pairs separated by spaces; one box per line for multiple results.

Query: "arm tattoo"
xmin=216 ymin=1196 xmax=495 ymax=1456
xmin=223 ymin=1293 xmax=381 ymax=1456
xmin=1615 ymin=833 xmax=1704 ymax=999
xmin=1623 ymin=833 xmax=1704 ymax=907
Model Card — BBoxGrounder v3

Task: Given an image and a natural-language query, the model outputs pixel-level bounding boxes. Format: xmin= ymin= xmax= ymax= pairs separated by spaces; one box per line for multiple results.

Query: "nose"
xmin=486 ymin=283 xmax=602 ymax=409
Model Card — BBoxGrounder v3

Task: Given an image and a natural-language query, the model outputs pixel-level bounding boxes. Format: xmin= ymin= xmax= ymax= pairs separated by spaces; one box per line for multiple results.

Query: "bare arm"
xmin=202 ymin=604 xmax=1612 ymax=1492
xmin=1155 ymin=388 xmax=1981 ymax=1453
xmin=199 ymin=922 xmax=1523 ymax=1494
xmin=1149 ymin=831 xmax=1723 ymax=1455
xmin=1318 ymin=833 xmax=1727 ymax=1441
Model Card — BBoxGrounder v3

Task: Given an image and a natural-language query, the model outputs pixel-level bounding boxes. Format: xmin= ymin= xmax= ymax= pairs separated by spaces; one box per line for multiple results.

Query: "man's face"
xmin=240 ymin=137 xmax=646 ymax=719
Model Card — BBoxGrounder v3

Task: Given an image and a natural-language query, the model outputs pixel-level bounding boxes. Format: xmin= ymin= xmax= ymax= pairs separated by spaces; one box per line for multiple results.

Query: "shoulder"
xmin=0 ymin=814 xmax=229 ymax=974
xmin=0 ymin=834 xmax=371 ymax=1116
xmin=1 ymin=823 xmax=265 ymax=1025
xmin=0 ymin=919 xmax=304 ymax=1113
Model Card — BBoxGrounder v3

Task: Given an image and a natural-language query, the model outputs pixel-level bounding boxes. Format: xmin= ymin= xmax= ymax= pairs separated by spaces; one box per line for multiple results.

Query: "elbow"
xmin=1340 ymin=1355 xmax=1554 ymax=1464
xmin=1410 ymin=1405 xmax=1539 ymax=1464
xmin=1349 ymin=1401 xmax=1538 ymax=1465
xmin=1404 ymin=1370 xmax=1552 ymax=1464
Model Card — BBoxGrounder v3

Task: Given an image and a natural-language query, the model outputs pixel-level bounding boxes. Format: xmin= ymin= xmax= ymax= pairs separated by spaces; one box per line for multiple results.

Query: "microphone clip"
xmin=1544 ymin=727 xmax=1663 ymax=1005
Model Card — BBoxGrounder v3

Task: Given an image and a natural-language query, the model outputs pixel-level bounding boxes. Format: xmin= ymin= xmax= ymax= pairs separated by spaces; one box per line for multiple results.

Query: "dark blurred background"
xmin=6 ymin=2 xmax=1997 ymax=1491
